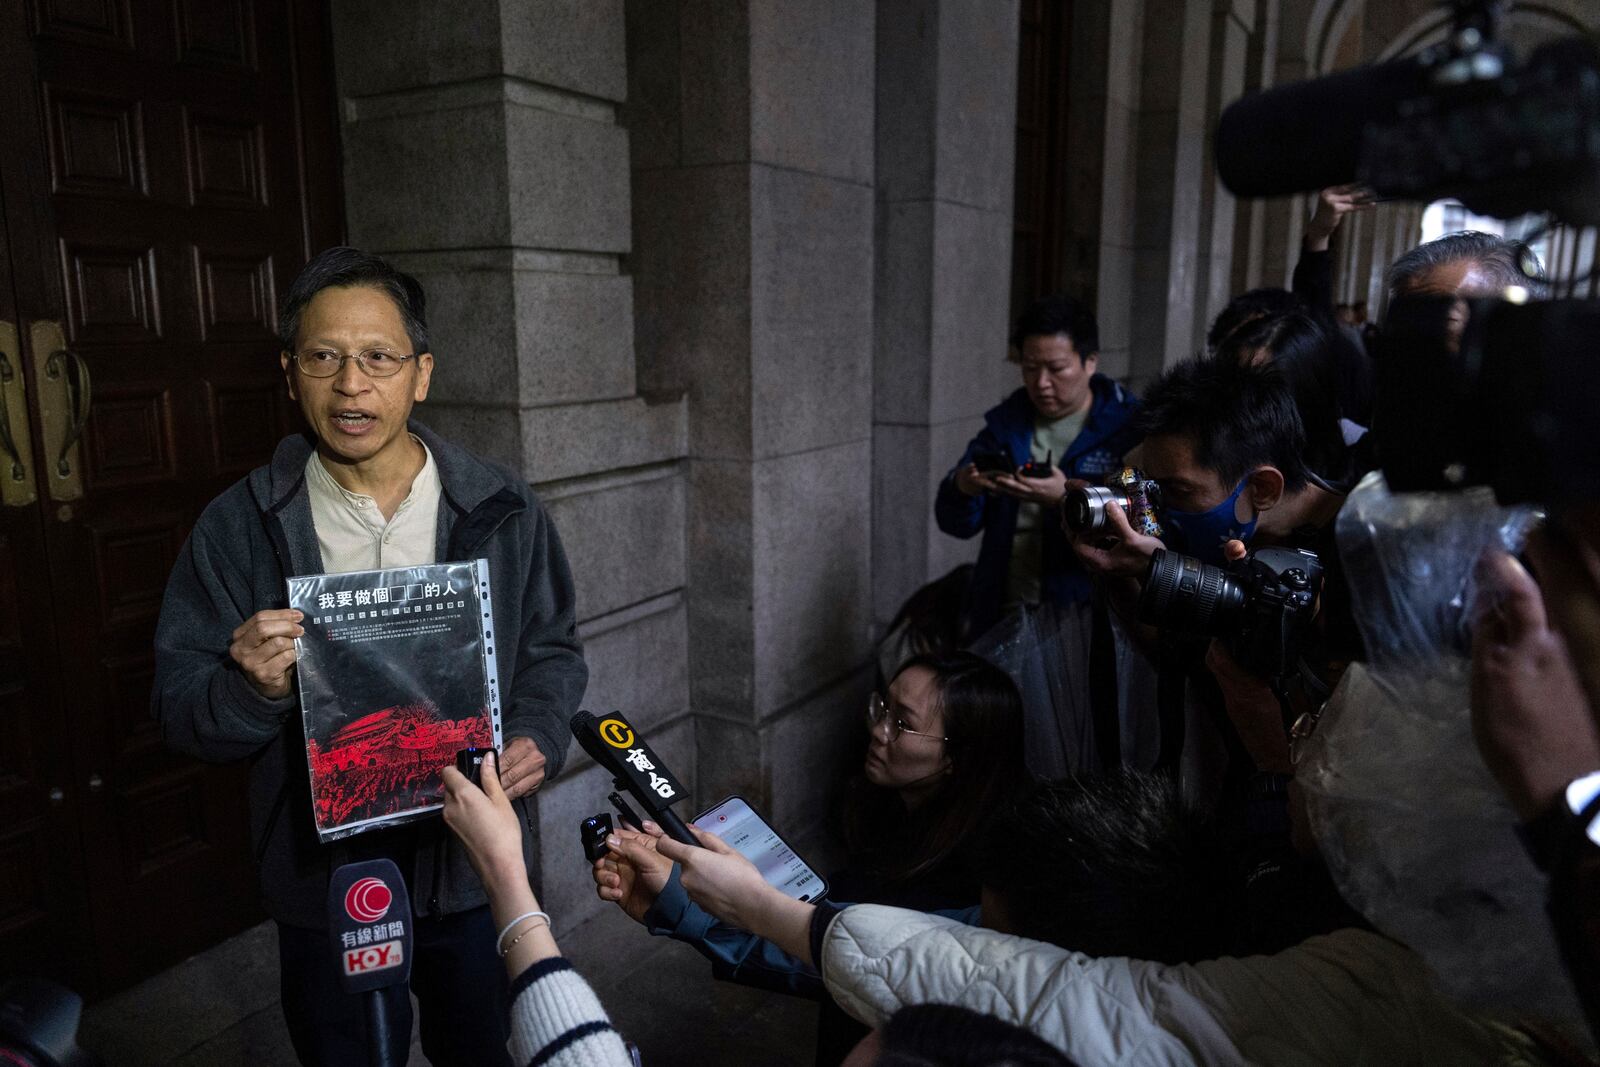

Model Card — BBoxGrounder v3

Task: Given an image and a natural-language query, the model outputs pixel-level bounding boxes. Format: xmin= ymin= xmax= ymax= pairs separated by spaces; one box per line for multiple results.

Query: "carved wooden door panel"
xmin=0 ymin=180 xmax=93 ymax=995
xmin=0 ymin=0 xmax=340 ymax=995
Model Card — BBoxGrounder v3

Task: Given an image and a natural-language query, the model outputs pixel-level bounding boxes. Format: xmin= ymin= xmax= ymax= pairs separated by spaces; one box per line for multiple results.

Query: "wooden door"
xmin=1012 ymin=0 xmax=1074 ymax=322
xmin=0 ymin=0 xmax=341 ymax=996
xmin=0 ymin=175 xmax=95 ymax=999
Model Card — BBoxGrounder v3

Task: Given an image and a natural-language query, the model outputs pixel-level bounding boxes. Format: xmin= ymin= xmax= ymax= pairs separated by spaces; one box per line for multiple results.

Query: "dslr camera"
xmin=1138 ymin=546 xmax=1323 ymax=682
xmin=1064 ymin=467 xmax=1164 ymax=539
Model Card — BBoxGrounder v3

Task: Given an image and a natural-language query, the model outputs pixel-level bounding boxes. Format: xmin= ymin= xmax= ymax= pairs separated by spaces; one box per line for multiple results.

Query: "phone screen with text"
xmin=693 ymin=796 xmax=826 ymax=902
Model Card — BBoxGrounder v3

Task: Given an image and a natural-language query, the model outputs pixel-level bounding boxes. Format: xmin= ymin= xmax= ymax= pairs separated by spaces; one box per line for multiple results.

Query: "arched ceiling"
xmin=1296 ymin=0 xmax=1599 ymax=73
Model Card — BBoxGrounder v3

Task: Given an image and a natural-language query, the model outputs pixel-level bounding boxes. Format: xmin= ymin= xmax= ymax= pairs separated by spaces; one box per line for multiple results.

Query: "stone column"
xmin=1378 ymin=202 xmax=1423 ymax=315
xmin=626 ymin=1 xmax=877 ymax=836
xmin=331 ymin=0 xmax=693 ymax=930
xmin=873 ymin=0 xmax=1020 ymax=630
xmin=1574 ymin=229 xmax=1598 ymax=299
xmin=1230 ymin=0 xmax=1282 ymax=296
xmin=1362 ymin=202 xmax=1394 ymax=310
xmin=1193 ymin=0 xmax=1256 ymax=342
xmin=1128 ymin=0 xmax=1217 ymax=379
xmin=1257 ymin=0 xmax=1317 ymax=290
xmin=1081 ymin=0 xmax=1147 ymax=381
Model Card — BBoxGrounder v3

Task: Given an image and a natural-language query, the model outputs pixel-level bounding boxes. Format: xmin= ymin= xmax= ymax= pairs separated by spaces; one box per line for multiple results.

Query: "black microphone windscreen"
xmin=1216 ymin=58 xmax=1432 ymax=198
xmin=328 ymin=859 xmax=414 ymax=993
xmin=569 ymin=710 xmax=696 ymax=843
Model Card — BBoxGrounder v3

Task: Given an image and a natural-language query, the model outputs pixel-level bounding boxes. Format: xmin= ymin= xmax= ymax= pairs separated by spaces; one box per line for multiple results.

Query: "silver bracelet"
xmin=495 ymin=911 xmax=551 ymax=956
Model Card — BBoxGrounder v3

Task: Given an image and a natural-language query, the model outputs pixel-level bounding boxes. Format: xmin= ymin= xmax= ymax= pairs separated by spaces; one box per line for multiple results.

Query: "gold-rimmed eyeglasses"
xmin=291 ymin=348 xmax=419 ymax=379
xmin=866 ymin=692 xmax=948 ymax=744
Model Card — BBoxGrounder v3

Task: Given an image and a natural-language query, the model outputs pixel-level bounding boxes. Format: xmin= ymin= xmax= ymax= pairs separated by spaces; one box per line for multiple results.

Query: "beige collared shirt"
xmin=304 ymin=438 xmax=441 ymax=573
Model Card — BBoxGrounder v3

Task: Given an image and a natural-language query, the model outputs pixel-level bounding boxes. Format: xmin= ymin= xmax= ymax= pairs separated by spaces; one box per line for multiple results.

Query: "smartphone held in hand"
xmin=692 ymin=796 xmax=828 ymax=902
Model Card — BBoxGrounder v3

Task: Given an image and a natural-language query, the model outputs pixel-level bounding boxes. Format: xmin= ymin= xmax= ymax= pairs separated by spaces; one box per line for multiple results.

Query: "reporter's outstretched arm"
xmin=443 ymin=753 xmax=633 ymax=1066
xmin=592 ymin=824 xmax=672 ymax=923
xmin=646 ymin=826 xmax=819 ymax=968
xmin=600 ymin=829 xmax=909 ymax=1000
xmin=1294 ymin=185 xmax=1373 ymax=312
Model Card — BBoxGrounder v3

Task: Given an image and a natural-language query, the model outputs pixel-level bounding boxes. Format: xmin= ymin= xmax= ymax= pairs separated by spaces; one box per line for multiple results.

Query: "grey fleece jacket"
xmin=152 ymin=422 xmax=587 ymax=928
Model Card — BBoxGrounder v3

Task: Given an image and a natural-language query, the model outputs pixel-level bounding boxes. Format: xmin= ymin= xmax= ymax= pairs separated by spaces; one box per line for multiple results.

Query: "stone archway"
xmin=1375 ymin=0 xmax=1596 ymax=62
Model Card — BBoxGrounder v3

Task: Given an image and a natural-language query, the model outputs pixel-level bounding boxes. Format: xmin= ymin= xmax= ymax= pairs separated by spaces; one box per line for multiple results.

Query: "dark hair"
xmin=878 ymin=565 xmax=973 ymax=687
xmin=1204 ymin=287 xmax=1302 ymax=352
xmin=1213 ymin=311 xmax=1353 ymax=486
xmin=1135 ymin=355 xmax=1310 ymax=493
xmin=846 ymin=652 xmax=1030 ymax=886
xmin=1008 ymin=295 xmax=1098 ymax=360
xmin=874 ymin=1004 xmax=1077 ymax=1067
xmin=980 ymin=771 xmax=1229 ymax=964
xmin=1386 ymin=230 xmax=1549 ymax=300
xmin=278 ymin=246 xmax=430 ymax=354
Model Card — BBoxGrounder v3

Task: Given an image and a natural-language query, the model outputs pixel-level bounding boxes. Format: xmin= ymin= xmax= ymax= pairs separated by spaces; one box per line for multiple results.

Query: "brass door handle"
xmin=46 ymin=348 xmax=91 ymax=478
xmin=27 ymin=321 xmax=86 ymax=502
xmin=0 ymin=322 xmax=37 ymax=507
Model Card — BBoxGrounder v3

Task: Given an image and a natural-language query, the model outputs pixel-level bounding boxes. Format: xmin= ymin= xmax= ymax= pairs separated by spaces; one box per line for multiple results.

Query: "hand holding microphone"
xmin=648 ymin=827 xmax=774 ymax=932
xmin=442 ymin=751 xmax=525 ymax=895
xmin=644 ymin=827 xmax=818 ymax=967
xmin=570 ymin=711 xmax=696 ymax=844
xmin=442 ymin=752 xmax=561 ymax=978
xmin=593 ymin=823 xmax=672 ymax=923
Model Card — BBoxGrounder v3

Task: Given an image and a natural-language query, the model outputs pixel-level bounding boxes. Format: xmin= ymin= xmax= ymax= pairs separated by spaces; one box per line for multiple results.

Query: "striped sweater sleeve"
xmin=508 ymin=957 xmax=634 ymax=1067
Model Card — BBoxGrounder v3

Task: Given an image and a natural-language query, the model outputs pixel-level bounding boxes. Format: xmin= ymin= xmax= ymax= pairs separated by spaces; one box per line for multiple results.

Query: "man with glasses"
xmin=153 ymin=246 xmax=587 ymax=1065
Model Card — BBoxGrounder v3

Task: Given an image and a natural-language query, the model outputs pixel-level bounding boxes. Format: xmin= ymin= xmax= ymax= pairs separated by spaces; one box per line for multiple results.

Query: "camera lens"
xmin=1064 ymin=486 xmax=1124 ymax=533
xmin=1138 ymin=549 xmax=1247 ymax=633
xmin=1064 ymin=488 xmax=1094 ymax=531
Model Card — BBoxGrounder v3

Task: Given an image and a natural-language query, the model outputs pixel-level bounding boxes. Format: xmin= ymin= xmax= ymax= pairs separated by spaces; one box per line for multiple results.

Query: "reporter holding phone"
xmin=936 ymin=295 xmax=1141 ymax=640
xmin=440 ymin=751 xmax=635 ymax=1067
xmin=592 ymin=652 xmax=1029 ymax=1066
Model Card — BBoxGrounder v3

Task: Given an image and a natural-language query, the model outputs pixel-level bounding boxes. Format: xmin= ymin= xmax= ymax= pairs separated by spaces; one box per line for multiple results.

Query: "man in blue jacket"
xmin=152 ymin=247 xmax=587 ymax=1066
xmin=935 ymin=295 xmax=1141 ymax=639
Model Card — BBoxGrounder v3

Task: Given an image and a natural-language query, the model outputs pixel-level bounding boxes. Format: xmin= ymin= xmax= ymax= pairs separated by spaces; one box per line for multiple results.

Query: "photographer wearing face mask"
xmin=1065 ymin=358 xmax=1368 ymax=956
xmin=1071 ymin=355 xmax=1362 ymax=730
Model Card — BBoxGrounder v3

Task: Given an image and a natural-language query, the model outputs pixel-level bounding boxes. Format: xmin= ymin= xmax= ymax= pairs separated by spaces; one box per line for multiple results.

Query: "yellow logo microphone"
xmin=598 ymin=718 xmax=634 ymax=748
xmin=570 ymin=710 xmax=694 ymax=845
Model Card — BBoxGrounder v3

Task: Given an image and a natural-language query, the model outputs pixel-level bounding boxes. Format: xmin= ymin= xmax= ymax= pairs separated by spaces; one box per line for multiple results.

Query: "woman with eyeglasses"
xmin=590 ymin=650 xmax=1030 ymax=1065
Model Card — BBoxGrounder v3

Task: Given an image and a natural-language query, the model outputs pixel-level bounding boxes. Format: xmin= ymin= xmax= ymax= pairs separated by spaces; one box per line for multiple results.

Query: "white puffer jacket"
xmin=820 ymin=906 xmax=1543 ymax=1066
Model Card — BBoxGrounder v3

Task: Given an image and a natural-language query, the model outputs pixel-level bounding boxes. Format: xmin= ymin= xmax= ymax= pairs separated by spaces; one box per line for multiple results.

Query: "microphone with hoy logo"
xmin=327 ymin=859 xmax=412 ymax=1067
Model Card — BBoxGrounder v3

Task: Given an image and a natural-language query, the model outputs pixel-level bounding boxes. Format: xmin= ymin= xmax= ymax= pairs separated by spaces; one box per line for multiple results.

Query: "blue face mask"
xmin=1164 ymin=478 xmax=1258 ymax=565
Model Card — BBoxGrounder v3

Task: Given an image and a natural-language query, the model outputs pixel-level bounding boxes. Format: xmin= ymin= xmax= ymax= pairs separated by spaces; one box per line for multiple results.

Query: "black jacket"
xmin=152 ymin=422 xmax=587 ymax=927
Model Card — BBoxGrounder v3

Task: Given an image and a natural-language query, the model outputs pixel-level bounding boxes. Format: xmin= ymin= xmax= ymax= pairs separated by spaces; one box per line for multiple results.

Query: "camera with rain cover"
xmin=1137 ymin=546 xmax=1323 ymax=682
xmin=1064 ymin=467 xmax=1164 ymax=539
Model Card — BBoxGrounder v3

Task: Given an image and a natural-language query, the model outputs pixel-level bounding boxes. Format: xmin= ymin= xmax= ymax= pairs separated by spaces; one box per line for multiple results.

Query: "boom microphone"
xmin=1215 ymin=57 xmax=1432 ymax=198
xmin=1216 ymin=31 xmax=1600 ymax=225
xmin=327 ymin=859 xmax=414 ymax=1067
xmin=571 ymin=710 xmax=696 ymax=845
